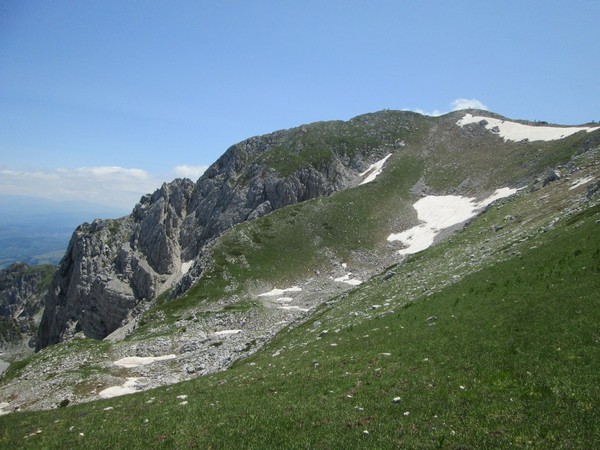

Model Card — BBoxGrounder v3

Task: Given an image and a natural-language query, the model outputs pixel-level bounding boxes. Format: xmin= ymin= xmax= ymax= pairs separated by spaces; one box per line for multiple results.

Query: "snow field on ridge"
xmin=456 ymin=114 xmax=600 ymax=142
xmin=258 ymin=286 xmax=303 ymax=297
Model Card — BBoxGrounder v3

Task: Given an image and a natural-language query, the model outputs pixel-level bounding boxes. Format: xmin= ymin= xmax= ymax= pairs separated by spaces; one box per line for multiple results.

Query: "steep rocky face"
xmin=37 ymin=112 xmax=414 ymax=349
xmin=37 ymin=179 xmax=196 ymax=348
xmin=0 ymin=263 xmax=53 ymax=350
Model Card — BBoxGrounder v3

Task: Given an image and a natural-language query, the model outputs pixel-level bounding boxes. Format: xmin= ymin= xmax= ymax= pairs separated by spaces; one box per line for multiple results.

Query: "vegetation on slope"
xmin=142 ymin=113 xmax=600 ymax=328
xmin=1 ymin=188 xmax=598 ymax=449
xmin=244 ymin=110 xmax=428 ymax=178
xmin=158 ymin=154 xmax=422 ymax=316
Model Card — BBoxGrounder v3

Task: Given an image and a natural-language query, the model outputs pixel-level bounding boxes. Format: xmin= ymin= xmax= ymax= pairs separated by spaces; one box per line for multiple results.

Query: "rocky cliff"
xmin=37 ymin=111 xmax=416 ymax=349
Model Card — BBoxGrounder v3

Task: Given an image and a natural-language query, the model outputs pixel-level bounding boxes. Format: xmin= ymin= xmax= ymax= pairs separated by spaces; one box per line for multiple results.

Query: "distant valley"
xmin=0 ymin=196 xmax=129 ymax=268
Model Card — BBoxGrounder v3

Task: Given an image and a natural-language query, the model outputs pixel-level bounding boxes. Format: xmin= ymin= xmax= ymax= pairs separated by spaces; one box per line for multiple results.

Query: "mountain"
xmin=1 ymin=109 xmax=599 ymax=447
xmin=36 ymin=109 xmax=600 ymax=350
xmin=36 ymin=111 xmax=414 ymax=348
xmin=0 ymin=196 xmax=129 ymax=268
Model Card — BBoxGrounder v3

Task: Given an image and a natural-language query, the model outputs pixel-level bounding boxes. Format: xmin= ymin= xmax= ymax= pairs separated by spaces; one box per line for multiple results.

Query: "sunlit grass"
xmin=2 ymin=196 xmax=598 ymax=449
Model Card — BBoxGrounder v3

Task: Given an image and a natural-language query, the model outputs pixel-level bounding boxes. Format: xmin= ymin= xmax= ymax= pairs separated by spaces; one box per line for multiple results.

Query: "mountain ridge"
xmin=36 ymin=110 xmax=426 ymax=349
xmin=1 ymin=109 xmax=599 ymax=422
xmin=36 ymin=108 xmax=600 ymax=350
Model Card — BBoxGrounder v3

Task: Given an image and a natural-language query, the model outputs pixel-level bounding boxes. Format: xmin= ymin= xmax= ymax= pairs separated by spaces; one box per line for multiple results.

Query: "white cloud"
xmin=412 ymin=108 xmax=445 ymax=117
xmin=171 ymin=165 xmax=208 ymax=180
xmin=0 ymin=163 xmax=212 ymax=209
xmin=406 ymin=98 xmax=488 ymax=117
xmin=451 ymin=98 xmax=488 ymax=111
xmin=0 ymin=166 xmax=161 ymax=209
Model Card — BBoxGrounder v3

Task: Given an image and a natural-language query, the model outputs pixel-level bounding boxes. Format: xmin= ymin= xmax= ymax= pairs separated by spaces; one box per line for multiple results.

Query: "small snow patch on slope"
xmin=569 ymin=176 xmax=595 ymax=190
xmin=258 ymin=286 xmax=302 ymax=297
xmin=278 ymin=305 xmax=309 ymax=312
xmin=214 ymin=329 xmax=242 ymax=336
xmin=98 ymin=378 xmax=140 ymax=399
xmin=0 ymin=402 xmax=10 ymax=416
xmin=114 ymin=355 xmax=176 ymax=368
xmin=334 ymin=273 xmax=362 ymax=286
xmin=388 ymin=188 xmax=517 ymax=255
xmin=360 ymin=154 xmax=392 ymax=185
xmin=457 ymin=114 xmax=600 ymax=142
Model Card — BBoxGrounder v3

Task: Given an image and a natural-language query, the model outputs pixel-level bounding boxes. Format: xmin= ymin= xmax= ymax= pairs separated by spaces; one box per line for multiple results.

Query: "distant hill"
xmin=0 ymin=196 xmax=129 ymax=268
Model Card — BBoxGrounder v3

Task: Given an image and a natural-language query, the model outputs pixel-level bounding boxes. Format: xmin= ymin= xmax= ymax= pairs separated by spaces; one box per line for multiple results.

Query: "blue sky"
xmin=1 ymin=0 xmax=599 ymax=209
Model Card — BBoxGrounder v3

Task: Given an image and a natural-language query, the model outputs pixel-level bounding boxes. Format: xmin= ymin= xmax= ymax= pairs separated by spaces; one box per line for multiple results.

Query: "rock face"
xmin=37 ymin=179 xmax=196 ymax=347
xmin=0 ymin=263 xmax=53 ymax=350
xmin=37 ymin=112 xmax=414 ymax=349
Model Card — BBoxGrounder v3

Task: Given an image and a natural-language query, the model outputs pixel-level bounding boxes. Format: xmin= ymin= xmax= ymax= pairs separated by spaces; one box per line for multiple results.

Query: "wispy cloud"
xmin=0 ymin=163 xmax=212 ymax=209
xmin=412 ymin=107 xmax=445 ymax=117
xmin=406 ymin=98 xmax=489 ymax=117
xmin=451 ymin=98 xmax=488 ymax=111
xmin=171 ymin=165 xmax=208 ymax=180
xmin=0 ymin=166 xmax=161 ymax=209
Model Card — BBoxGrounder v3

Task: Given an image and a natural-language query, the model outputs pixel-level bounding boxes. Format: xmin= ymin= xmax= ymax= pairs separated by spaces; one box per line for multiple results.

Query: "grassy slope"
xmin=2 ymin=113 xmax=599 ymax=447
xmin=138 ymin=152 xmax=424 ymax=333
xmin=1 ymin=192 xmax=598 ymax=449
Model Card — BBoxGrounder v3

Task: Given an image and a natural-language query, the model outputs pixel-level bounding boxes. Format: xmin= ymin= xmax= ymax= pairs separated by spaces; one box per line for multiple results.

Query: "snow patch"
xmin=98 ymin=377 xmax=140 ymax=399
xmin=0 ymin=402 xmax=10 ymax=416
xmin=114 ymin=354 xmax=177 ymax=368
xmin=388 ymin=187 xmax=517 ymax=255
xmin=334 ymin=273 xmax=363 ymax=286
xmin=457 ymin=114 xmax=600 ymax=142
xmin=214 ymin=329 xmax=242 ymax=336
xmin=569 ymin=176 xmax=595 ymax=190
xmin=258 ymin=286 xmax=302 ymax=297
xmin=360 ymin=154 xmax=392 ymax=185
xmin=278 ymin=305 xmax=309 ymax=312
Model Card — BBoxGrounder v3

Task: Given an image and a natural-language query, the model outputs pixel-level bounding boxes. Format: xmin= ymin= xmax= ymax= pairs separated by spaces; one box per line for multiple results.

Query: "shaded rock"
xmin=543 ymin=169 xmax=561 ymax=187
xmin=587 ymin=181 xmax=600 ymax=199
